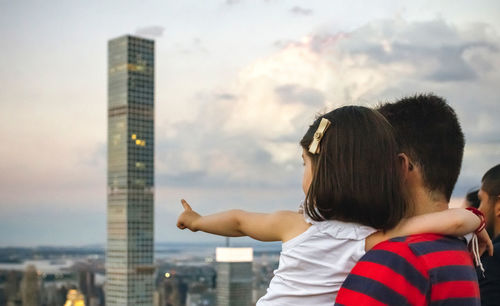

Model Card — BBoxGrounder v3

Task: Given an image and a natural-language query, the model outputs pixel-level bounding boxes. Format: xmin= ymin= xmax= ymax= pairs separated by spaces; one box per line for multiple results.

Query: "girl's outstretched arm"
xmin=366 ymin=208 xmax=493 ymax=254
xmin=176 ymin=199 xmax=309 ymax=242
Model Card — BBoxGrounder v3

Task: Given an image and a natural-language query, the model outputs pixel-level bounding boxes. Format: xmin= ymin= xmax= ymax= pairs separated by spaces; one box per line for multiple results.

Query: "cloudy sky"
xmin=0 ymin=0 xmax=499 ymax=246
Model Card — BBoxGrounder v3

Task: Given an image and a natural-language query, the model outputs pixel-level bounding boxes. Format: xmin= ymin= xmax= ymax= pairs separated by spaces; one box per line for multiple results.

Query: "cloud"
xmin=213 ymin=92 xmax=237 ymax=100
xmin=155 ymin=105 xmax=296 ymax=190
xmin=135 ymin=25 xmax=165 ymax=38
xmin=275 ymin=84 xmax=325 ymax=106
xmin=224 ymin=0 xmax=242 ymax=5
xmin=335 ymin=19 xmax=499 ymax=83
xmin=155 ymin=18 xmax=500 ymax=197
xmin=290 ymin=6 xmax=313 ymax=16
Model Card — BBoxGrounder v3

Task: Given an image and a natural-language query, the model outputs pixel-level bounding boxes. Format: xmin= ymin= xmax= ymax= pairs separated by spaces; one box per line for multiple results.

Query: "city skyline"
xmin=0 ymin=0 xmax=500 ymax=246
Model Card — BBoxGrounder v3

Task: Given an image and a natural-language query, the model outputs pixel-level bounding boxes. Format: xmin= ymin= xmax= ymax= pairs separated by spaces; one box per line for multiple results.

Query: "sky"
xmin=0 ymin=0 xmax=499 ymax=246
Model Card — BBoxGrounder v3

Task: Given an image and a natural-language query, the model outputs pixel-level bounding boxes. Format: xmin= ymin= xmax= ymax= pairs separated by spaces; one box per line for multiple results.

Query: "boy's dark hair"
xmin=482 ymin=164 xmax=500 ymax=201
xmin=300 ymin=106 xmax=408 ymax=231
xmin=465 ymin=188 xmax=480 ymax=209
xmin=377 ymin=94 xmax=464 ymax=201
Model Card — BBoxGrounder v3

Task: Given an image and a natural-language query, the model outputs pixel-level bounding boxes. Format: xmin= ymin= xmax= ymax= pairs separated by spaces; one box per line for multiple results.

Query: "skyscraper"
xmin=216 ymin=247 xmax=253 ymax=306
xmin=107 ymin=35 xmax=155 ymax=306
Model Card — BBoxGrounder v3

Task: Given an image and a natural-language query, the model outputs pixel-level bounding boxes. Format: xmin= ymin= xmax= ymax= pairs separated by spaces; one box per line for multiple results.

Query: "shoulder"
xmin=271 ymin=210 xmax=310 ymax=242
xmin=336 ymin=234 xmax=480 ymax=306
xmin=402 ymin=234 xmax=474 ymax=269
xmin=404 ymin=233 xmax=468 ymax=251
xmin=360 ymin=236 xmax=430 ymax=280
xmin=388 ymin=234 xmax=477 ymax=285
xmin=406 ymin=234 xmax=480 ymax=304
xmin=389 ymin=234 xmax=479 ymax=304
xmin=270 ymin=210 xmax=307 ymax=224
xmin=336 ymin=236 xmax=430 ymax=306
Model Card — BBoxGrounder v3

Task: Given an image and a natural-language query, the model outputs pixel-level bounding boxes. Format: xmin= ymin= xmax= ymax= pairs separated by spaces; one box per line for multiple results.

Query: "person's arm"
xmin=366 ymin=208 xmax=493 ymax=251
xmin=176 ymin=199 xmax=309 ymax=242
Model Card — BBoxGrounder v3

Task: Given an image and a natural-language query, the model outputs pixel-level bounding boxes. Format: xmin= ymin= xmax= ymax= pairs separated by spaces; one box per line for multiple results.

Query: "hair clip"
xmin=308 ymin=118 xmax=331 ymax=154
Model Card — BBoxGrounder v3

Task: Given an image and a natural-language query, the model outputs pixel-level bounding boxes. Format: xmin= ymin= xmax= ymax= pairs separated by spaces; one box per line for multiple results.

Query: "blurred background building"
xmin=215 ymin=248 xmax=253 ymax=306
xmin=107 ymin=34 xmax=155 ymax=306
xmin=20 ymin=265 xmax=40 ymax=305
xmin=0 ymin=257 xmax=107 ymax=306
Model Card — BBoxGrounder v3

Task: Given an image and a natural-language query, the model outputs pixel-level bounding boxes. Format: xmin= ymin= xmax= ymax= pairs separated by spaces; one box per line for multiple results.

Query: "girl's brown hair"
xmin=300 ymin=106 xmax=408 ymax=230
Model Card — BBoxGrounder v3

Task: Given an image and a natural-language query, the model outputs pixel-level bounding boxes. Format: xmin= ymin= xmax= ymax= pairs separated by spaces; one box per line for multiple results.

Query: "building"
xmin=20 ymin=265 xmax=40 ymax=306
xmin=215 ymin=248 xmax=253 ymax=306
xmin=107 ymin=35 xmax=155 ymax=306
xmin=78 ymin=270 xmax=95 ymax=305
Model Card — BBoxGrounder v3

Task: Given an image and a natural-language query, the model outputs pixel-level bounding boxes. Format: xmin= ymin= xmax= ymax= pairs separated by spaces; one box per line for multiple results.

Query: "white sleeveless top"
xmin=257 ymin=214 xmax=376 ymax=306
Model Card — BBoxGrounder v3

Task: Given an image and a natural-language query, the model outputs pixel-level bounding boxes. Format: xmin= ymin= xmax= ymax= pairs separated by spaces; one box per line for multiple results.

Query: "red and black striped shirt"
xmin=335 ymin=234 xmax=480 ymax=306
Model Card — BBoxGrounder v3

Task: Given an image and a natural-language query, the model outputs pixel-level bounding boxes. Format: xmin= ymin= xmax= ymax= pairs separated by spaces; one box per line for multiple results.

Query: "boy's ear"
xmin=398 ymin=153 xmax=412 ymax=179
xmin=495 ymin=198 xmax=500 ymax=218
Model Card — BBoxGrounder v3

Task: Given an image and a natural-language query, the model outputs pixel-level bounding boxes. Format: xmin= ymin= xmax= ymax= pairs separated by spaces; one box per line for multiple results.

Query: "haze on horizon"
xmin=0 ymin=0 xmax=499 ymax=246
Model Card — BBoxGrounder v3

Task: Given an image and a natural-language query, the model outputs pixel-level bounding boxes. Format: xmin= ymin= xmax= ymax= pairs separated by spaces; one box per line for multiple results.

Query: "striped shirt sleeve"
xmin=335 ymin=234 xmax=481 ymax=306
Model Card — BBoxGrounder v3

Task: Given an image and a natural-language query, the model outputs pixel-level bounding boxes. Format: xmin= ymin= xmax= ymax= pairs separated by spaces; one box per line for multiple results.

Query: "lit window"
xmin=131 ymin=134 xmax=137 ymax=140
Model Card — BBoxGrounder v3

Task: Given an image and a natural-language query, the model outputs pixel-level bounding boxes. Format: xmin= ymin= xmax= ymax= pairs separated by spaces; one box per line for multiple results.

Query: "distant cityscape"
xmin=0 ymin=242 xmax=280 ymax=305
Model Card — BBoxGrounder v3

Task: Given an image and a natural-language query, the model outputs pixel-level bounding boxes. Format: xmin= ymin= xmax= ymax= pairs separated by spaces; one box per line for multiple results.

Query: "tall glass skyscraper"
xmin=107 ymin=35 xmax=155 ymax=306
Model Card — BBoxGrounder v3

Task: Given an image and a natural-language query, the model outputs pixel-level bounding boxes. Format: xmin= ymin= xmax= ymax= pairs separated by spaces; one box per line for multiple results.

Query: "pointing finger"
xmin=181 ymin=199 xmax=192 ymax=211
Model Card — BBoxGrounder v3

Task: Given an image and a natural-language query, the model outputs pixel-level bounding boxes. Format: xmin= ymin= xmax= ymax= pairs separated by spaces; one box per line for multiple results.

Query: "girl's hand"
xmin=477 ymin=229 xmax=494 ymax=256
xmin=177 ymin=199 xmax=201 ymax=231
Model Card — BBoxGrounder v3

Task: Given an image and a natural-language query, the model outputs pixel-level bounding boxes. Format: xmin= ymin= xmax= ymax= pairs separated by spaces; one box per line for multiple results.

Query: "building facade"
xmin=107 ymin=35 xmax=155 ymax=306
xmin=216 ymin=248 xmax=253 ymax=306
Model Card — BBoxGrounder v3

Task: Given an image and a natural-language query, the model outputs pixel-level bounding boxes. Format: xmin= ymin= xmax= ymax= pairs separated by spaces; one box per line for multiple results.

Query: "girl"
xmin=177 ymin=106 xmax=490 ymax=305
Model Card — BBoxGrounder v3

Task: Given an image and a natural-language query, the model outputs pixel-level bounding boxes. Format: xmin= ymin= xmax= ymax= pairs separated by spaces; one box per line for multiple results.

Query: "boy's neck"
xmin=410 ymin=186 xmax=448 ymax=216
